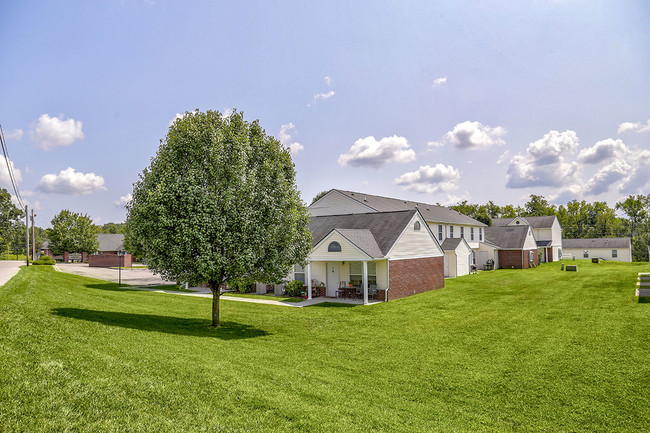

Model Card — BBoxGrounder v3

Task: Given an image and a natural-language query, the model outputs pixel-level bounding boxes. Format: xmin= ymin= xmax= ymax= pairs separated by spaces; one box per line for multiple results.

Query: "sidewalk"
xmin=0 ymin=261 xmax=23 ymax=287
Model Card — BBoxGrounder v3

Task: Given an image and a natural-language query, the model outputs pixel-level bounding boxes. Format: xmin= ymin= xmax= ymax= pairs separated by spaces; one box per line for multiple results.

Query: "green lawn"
xmin=1 ymin=262 xmax=649 ymax=432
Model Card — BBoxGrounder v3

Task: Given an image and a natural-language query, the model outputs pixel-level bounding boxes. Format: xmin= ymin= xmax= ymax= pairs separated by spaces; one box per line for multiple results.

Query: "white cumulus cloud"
xmin=278 ymin=123 xmax=304 ymax=155
xmin=618 ymin=119 xmax=650 ymax=134
xmin=3 ymin=129 xmax=23 ymax=140
xmin=114 ymin=193 xmax=133 ymax=207
xmin=432 ymin=77 xmax=447 ymax=87
xmin=442 ymin=121 xmax=507 ymax=150
xmin=583 ymin=160 xmax=631 ymax=196
xmin=30 ymin=114 xmax=84 ymax=150
xmin=0 ymin=156 xmax=22 ymax=190
xmin=394 ymin=164 xmax=460 ymax=194
xmin=338 ymin=135 xmax=416 ymax=168
xmin=506 ymin=130 xmax=580 ymax=188
xmin=577 ymin=138 xmax=629 ymax=164
xmin=37 ymin=167 xmax=107 ymax=195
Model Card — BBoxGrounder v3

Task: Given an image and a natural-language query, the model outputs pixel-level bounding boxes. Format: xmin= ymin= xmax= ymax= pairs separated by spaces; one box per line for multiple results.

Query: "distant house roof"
xmin=309 ymin=210 xmax=420 ymax=257
xmin=562 ymin=238 xmax=631 ymax=249
xmin=536 ymin=240 xmax=552 ymax=247
xmin=97 ymin=234 xmax=125 ymax=252
xmin=484 ymin=225 xmax=532 ymax=249
xmin=492 ymin=216 xmax=557 ymax=229
xmin=328 ymin=189 xmax=486 ymax=227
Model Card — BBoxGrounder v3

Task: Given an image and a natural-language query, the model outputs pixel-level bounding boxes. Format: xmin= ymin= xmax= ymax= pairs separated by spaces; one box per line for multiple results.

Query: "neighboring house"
xmin=89 ymin=234 xmax=132 ymax=267
xmin=441 ymin=238 xmax=473 ymax=277
xmin=309 ymin=189 xmax=488 ymax=276
xmin=40 ymin=241 xmax=52 ymax=258
xmin=492 ymin=216 xmax=563 ymax=262
xmin=294 ymin=209 xmax=445 ymax=303
xmin=484 ymin=225 xmax=539 ymax=269
xmin=561 ymin=238 xmax=632 ymax=262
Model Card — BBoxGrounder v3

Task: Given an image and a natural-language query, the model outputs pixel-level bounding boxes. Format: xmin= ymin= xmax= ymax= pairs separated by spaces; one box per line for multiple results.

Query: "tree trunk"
xmin=209 ymin=281 xmax=220 ymax=327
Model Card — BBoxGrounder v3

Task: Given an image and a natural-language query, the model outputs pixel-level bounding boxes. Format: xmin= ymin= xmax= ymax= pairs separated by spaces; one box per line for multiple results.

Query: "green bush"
xmin=230 ymin=279 xmax=255 ymax=293
xmin=285 ymin=280 xmax=305 ymax=297
xmin=32 ymin=257 xmax=55 ymax=266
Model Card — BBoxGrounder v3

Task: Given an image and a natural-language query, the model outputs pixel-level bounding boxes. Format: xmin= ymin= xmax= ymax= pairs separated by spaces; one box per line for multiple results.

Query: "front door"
xmin=326 ymin=262 xmax=340 ymax=297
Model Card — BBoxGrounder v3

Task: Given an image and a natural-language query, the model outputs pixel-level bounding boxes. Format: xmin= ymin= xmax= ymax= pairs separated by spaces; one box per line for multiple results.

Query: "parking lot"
xmin=56 ymin=263 xmax=170 ymax=286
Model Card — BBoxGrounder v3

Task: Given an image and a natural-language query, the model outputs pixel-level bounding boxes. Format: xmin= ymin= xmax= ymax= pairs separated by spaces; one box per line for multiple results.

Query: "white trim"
xmin=387 ymin=254 xmax=441 ymax=261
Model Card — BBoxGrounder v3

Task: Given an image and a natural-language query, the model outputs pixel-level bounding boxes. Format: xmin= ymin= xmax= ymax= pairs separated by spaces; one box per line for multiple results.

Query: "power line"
xmin=0 ymin=124 xmax=24 ymax=208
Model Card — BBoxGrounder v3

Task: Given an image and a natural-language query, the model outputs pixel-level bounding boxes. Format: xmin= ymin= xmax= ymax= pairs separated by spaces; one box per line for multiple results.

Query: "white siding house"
xmin=562 ymin=238 xmax=632 ymax=262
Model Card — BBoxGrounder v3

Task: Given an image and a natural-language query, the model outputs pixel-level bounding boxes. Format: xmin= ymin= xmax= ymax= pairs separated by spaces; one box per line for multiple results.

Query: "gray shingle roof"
xmin=309 ymin=210 xmax=418 ymax=257
xmin=536 ymin=240 xmax=552 ymax=247
xmin=484 ymin=225 xmax=531 ymax=249
xmin=492 ymin=216 xmax=557 ymax=229
xmin=334 ymin=189 xmax=486 ymax=227
xmin=97 ymin=234 xmax=125 ymax=252
xmin=335 ymin=229 xmax=383 ymax=258
xmin=441 ymin=238 xmax=463 ymax=251
xmin=562 ymin=238 xmax=631 ymax=249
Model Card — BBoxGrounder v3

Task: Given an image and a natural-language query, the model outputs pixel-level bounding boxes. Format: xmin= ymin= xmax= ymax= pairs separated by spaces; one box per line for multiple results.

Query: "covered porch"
xmin=296 ymin=258 xmax=389 ymax=304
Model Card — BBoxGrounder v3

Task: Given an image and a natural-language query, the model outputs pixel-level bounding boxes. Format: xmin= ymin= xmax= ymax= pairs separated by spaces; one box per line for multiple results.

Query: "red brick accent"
xmin=547 ymin=248 xmax=553 ymax=262
xmin=497 ymin=249 xmax=539 ymax=269
xmin=89 ymin=254 xmax=132 ymax=267
xmin=387 ymin=256 xmax=444 ymax=301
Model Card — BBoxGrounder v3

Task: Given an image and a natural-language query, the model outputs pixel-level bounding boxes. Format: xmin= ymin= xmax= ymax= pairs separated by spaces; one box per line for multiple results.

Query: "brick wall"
xmin=497 ymin=249 xmax=539 ymax=269
xmin=387 ymin=256 xmax=444 ymax=301
xmin=89 ymin=254 xmax=132 ymax=267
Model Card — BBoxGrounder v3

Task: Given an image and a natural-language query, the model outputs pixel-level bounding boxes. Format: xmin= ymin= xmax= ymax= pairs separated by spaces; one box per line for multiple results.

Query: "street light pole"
xmin=117 ymin=250 xmax=123 ymax=286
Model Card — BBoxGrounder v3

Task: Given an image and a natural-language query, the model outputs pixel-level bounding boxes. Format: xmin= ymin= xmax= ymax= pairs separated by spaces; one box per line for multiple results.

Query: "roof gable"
xmin=309 ymin=210 xmax=418 ymax=256
xmin=484 ymin=225 xmax=533 ymax=249
xmin=562 ymin=237 xmax=631 ymax=249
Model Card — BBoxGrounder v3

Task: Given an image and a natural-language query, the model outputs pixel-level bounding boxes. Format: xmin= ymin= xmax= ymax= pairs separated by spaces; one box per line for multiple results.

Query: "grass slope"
xmin=1 ymin=262 xmax=649 ymax=432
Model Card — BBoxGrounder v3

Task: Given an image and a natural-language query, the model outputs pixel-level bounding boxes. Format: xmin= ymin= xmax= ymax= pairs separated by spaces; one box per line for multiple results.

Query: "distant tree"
xmin=7 ymin=221 xmax=26 ymax=258
xmin=47 ymin=210 xmax=99 ymax=256
xmin=126 ymin=109 xmax=312 ymax=327
xmin=500 ymin=204 xmax=521 ymax=218
xmin=485 ymin=201 xmax=501 ymax=219
xmin=450 ymin=201 xmax=492 ymax=226
xmin=96 ymin=222 xmax=125 ymax=234
xmin=616 ymin=195 xmax=649 ymax=239
xmin=0 ymin=187 xmax=23 ymax=251
xmin=310 ymin=190 xmax=329 ymax=205
xmin=522 ymin=194 xmax=556 ymax=217
xmin=632 ymin=234 xmax=649 ymax=262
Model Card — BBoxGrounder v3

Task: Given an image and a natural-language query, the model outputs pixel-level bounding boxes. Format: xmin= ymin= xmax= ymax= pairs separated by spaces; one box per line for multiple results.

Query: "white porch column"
xmin=363 ymin=260 xmax=368 ymax=305
xmin=307 ymin=262 xmax=312 ymax=300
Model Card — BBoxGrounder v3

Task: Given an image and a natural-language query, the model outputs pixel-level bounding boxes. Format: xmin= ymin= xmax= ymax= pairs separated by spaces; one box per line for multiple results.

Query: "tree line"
xmin=448 ymin=194 xmax=650 ymax=261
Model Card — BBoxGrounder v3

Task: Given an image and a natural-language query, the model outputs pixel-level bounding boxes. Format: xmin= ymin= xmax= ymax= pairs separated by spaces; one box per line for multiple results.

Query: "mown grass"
xmin=0 ymin=261 xmax=649 ymax=432
xmin=222 ymin=292 xmax=305 ymax=303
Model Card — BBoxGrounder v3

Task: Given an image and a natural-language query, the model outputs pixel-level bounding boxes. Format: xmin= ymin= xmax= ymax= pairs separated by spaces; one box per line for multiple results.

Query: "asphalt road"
xmin=56 ymin=263 xmax=170 ymax=286
xmin=0 ymin=260 xmax=23 ymax=287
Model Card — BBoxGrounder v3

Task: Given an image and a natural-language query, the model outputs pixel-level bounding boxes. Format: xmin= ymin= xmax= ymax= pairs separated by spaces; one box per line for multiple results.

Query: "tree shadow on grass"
xmin=310 ymin=302 xmax=358 ymax=308
xmin=84 ymin=283 xmax=195 ymax=293
xmin=51 ymin=308 xmax=269 ymax=340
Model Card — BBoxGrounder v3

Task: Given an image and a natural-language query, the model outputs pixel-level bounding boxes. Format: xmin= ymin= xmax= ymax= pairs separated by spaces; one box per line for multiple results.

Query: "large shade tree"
xmin=0 ymin=187 xmax=23 ymax=253
xmin=48 ymin=210 xmax=99 ymax=256
xmin=126 ymin=110 xmax=312 ymax=327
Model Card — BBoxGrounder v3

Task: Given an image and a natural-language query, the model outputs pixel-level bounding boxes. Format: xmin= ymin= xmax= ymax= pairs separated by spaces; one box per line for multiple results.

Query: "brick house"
xmin=491 ymin=216 xmax=563 ymax=263
xmin=88 ymin=234 xmax=132 ymax=267
xmin=292 ymin=209 xmax=444 ymax=303
xmin=484 ymin=225 xmax=539 ymax=269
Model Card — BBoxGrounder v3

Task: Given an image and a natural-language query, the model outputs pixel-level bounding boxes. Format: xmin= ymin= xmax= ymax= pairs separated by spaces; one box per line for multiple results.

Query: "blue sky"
xmin=1 ymin=1 xmax=649 ymax=227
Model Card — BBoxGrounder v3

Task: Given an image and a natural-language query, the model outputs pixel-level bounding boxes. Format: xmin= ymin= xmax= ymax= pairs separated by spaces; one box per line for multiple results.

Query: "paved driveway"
xmin=0 ymin=260 xmax=23 ymax=287
xmin=56 ymin=263 xmax=170 ymax=286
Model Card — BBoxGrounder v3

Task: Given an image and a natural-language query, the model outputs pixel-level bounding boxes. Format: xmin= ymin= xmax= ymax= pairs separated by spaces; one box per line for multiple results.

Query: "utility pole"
xmin=25 ymin=205 xmax=29 ymax=266
xmin=31 ymin=209 xmax=36 ymax=261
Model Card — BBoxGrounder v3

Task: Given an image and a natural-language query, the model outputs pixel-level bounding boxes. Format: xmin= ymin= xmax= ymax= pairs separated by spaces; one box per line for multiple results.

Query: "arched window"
xmin=414 ymin=221 xmax=421 ymax=231
xmin=328 ymin=241 xmax=341 ymax=252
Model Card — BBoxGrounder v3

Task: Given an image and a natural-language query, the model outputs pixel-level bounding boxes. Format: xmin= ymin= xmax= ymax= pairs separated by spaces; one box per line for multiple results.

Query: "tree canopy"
xmin=47 ymin=210 xmax=99 ymax=256
xmin=126 ymin=110 xmax=312 ymax=327
xmin=0 ymin=187 xmax=23 ymax=253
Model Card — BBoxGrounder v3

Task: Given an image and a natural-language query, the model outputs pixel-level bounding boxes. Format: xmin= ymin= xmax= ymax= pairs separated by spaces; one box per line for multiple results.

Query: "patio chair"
xmin=355 ymin=285 xmax=364 ymax=298
xmin=338 ymin=281 xmax=348 ymax=288
xmin=368 ymin=284 xmax=377 ymax=299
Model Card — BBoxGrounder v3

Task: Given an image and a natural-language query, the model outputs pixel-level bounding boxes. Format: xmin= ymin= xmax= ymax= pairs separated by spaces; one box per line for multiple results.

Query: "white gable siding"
xmin=310 ymin=232 xmax=369 ymax=261
xmin=309 ymin=261 xmax=327 ymax=286
xmin=390 ymin=214 xmax=443 ymax=259
xmin=551 ymin=219 xmax=562 ymax=247
xmin=533 ymin=228 xmax=552 ymax=242
xmin=444 ymin=252 xmax=456 ymax=277
xmin=523 ymin=229 xmax=537 ymax=250
xmin=309 ymin=191 xmax=374 ymax=216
